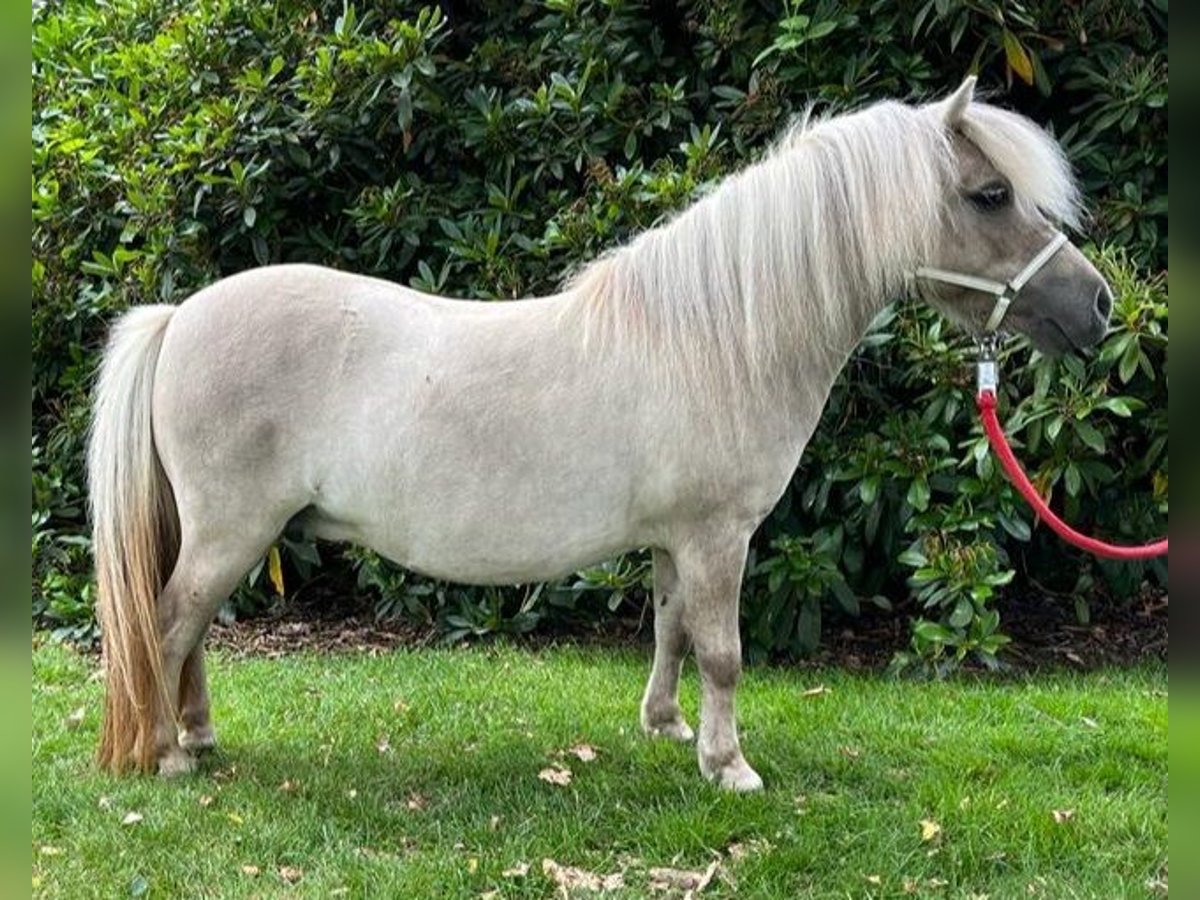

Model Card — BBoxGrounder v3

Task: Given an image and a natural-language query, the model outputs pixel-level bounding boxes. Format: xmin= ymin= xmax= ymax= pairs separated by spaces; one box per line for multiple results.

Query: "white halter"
xmin=914 ymin=231 xmax=1069 ymax=334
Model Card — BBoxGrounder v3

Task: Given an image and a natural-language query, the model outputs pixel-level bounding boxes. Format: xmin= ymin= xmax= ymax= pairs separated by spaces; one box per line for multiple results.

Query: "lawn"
xmin=32 ymin=638 xmax=1167 ymax=898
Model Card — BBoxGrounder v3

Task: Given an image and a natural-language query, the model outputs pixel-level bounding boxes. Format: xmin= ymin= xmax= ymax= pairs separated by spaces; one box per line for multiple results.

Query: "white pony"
xmin=89 ymin=78 xmax=1111 ymax=789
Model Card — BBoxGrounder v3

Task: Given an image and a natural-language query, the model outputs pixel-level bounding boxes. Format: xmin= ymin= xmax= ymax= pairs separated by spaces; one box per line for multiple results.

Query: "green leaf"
xmin=1073 ymin=420 xmax=1106 ymax=454
xmin=1099 ymin=397 xmax=1136 ymax=417
xmin=948 ymin=598 xmax=974 ymax=628
xmin=907 ymin=477 xmax=930 ymax=512
xmin=807 ymin=20 xmax=837 ymax=40
xmin=833 ymin=582 xmax=860 ymax=615
xmin=1119 ymin=339 xmax=1140 ymax=383
xmin=859 ymin=475 xmax=879 ymax=506
xmin=1064 ymin=462 xmax=1082 ymax=497
xmin=998 ymin=511 xmax=1031 ymax=542
xmin=913 ymin=620 xmax=954 ymax=644
xmin=1046 ymin=415 xmax=1064 ymax=442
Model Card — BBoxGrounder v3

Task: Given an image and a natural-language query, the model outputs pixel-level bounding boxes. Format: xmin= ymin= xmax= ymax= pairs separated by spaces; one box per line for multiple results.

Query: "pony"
xmin=89 ymin=77 xmax=1111 ymax=790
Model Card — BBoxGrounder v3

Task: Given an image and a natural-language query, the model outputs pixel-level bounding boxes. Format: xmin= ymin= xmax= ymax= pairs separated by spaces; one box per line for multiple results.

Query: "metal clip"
xmin=975 ymin=336 xmax=1000 ymax=396
xmin=977 ymin=358 xmax=998 ymax=396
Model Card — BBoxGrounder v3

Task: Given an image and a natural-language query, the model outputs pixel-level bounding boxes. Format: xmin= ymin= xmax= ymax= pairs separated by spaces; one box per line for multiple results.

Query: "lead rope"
xmin=974 ymin=344 xmax=1168 ymax=561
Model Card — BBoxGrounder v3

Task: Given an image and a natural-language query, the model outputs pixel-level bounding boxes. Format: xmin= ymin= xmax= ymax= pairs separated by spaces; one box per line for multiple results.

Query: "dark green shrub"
xmin=33 ymin=0 xmax=1167 ymax=663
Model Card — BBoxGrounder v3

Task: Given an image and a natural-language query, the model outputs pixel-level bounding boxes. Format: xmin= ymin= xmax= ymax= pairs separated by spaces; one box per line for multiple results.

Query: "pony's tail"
xmin=88 ymin=305 xmax=180 ymax=773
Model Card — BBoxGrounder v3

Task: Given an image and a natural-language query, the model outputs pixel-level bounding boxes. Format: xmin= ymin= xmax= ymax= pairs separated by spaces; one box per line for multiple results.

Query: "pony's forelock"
xmin=951 ymin=102 xmax=1082 ymax=229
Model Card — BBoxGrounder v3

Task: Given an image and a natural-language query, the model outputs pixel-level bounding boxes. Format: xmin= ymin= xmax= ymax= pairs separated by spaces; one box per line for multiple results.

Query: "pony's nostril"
xmin=1094 ymin=284 xmax=1113 ymax=322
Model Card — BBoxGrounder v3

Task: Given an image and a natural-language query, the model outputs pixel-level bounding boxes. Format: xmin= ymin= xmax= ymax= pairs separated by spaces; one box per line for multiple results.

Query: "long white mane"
xmin=563 ymin=92 xmax=1080 ymax=399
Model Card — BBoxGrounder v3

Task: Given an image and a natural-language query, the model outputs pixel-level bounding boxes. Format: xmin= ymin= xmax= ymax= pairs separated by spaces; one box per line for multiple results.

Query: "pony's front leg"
xmin=641 ymin=549 xmax=693 ymax=741
xmin=676 ymin=534 xmax=762 ymax=792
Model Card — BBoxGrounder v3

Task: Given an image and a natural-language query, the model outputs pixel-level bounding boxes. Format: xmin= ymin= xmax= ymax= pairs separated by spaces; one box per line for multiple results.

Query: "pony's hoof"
xmin=705 ymin=758 xmax=764 ymax=793
xmin=645 ymin=719 xmax=695 ymax=742
xmin=179 ymin=726 xmax=217 ymax=753
xmin=157 ymin=748 xmax=197 ymax=777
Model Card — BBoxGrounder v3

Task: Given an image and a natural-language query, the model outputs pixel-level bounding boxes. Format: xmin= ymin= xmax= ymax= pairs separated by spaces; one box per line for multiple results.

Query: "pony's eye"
xmin=968 ymin=182 xmax=1012 ymax=212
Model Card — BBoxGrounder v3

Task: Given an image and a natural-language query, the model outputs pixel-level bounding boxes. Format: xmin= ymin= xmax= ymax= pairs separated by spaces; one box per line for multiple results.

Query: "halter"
xmin=912 ymin=230 xmax=1168 ymax=561
xmin=914 ymin=231 xmax=1069 ymax=339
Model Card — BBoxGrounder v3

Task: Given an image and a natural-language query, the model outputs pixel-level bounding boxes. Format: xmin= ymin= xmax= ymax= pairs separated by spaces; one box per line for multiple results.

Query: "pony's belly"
xmin=362 ymin=517 xmax=633 ymax=586
xmin=325 ymin=438 xmax=649 ymax=586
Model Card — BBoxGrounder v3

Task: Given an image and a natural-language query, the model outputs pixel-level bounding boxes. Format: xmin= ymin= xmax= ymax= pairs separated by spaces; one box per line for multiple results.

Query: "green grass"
xmin=33 ymin=639 xmax=1167 ymax=898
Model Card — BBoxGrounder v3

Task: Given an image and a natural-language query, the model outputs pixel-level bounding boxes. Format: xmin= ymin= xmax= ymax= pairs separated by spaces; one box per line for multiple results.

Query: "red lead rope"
xmin=976 ymin=390 xmax=1168 ymax=560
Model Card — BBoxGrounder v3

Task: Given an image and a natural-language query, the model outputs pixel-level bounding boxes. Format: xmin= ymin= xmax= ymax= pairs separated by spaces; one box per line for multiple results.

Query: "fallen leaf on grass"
xmin=864 ymin=874 xmax=882 ymax=885
xmin=467 ymin=857 xmax=479 ymax=874
xmin=566 ymin=743 xmax=598 ymax=762
xmin=726 ymin=839 xmax=772 ymax=861
xmin=538 ymin=765 xmax=573 ymax=786
xmin=1051 ymin=809 xmax=1075 ymax=824
xmin=919 ymin=819 xmax=942 ymax=842
xmin=406 ymin=792 xmax=428 ymax=811
xmin=278 ymin=866 xmax=303 ymax=884
xmin=648 ymin=860 xmax=719 ymax=894
xmin=240 ymin=865 xmax=260 ymax=877
xmin=64 ymin=707 xmax=85 ymax=729
xmin=801 ymin=685 xmax=829 ymax=698
xmin=542 ymin=858 xmax=623 ymax=892
xmin=503 ymin=862 xmax=530 ymax=878
xmin=121 ymin=812 xmax=143 ymax=826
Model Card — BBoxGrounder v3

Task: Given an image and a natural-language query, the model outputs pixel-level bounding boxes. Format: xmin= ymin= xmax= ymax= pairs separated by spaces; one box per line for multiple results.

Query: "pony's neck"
xmin=566 ymin=101 xmax=949 ymax=416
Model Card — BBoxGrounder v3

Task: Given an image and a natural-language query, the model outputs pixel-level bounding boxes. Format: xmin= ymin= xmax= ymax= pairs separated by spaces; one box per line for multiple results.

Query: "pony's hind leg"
xmin=177 ymin=643 xmax=216 ymax=752
xmin=673 ymin=531 xmax=762 ymax=792
xmin=153 ymin=525 xmax=281 ymax=775
xmin=640 ymin=549 xmax=694 ymax=741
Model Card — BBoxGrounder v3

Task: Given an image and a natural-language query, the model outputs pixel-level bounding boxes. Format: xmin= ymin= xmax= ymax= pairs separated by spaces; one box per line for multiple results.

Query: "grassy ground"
xmin=32 ymin=639 xmax=1166 ymax=898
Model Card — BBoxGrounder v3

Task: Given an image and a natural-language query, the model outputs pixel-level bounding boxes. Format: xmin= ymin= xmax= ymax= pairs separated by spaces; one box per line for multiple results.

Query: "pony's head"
xmin=915 ymin=77 xmax=1112 ymax=354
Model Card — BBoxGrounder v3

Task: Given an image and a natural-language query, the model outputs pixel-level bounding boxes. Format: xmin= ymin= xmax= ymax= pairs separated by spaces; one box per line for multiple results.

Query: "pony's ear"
xmin=943 ymin=75 xmax=977 ymax=126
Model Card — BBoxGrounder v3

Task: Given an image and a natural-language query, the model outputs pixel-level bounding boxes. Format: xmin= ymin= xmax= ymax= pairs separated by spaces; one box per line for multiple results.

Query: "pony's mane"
xmin=562 ymin=90 xmax=1079 ymax=401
